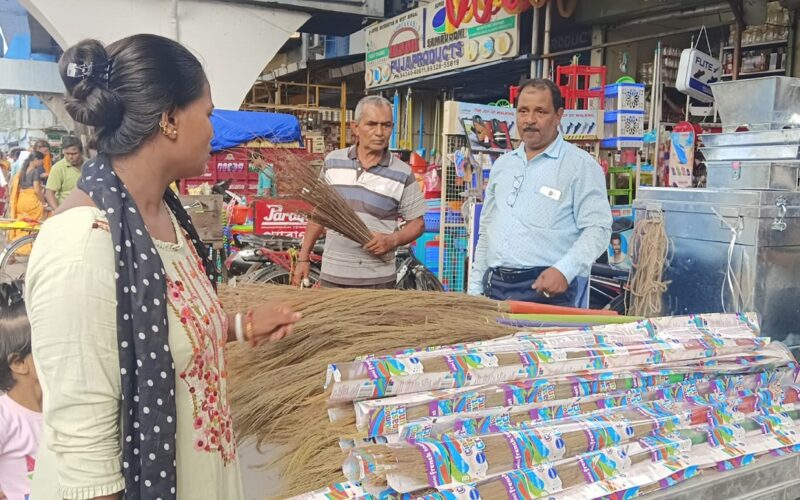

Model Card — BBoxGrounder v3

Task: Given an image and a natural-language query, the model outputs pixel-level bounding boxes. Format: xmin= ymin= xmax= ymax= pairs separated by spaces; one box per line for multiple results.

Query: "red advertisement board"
xmin=253 ymin=199 xmax=310 ymax=239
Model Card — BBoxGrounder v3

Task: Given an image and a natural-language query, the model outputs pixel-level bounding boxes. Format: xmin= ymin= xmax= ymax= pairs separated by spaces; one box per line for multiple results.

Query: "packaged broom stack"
xmin=296 ymin=313 xmax=800 ymax=499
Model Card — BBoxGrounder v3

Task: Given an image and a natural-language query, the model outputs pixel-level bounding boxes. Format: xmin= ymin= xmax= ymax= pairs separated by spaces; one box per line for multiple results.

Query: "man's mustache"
xmin=523 ymin=127 xmax=540 ymax=133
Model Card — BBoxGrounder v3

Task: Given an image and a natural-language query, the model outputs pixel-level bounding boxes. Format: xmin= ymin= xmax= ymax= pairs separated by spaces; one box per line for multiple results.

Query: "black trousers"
xmin=482 ymin=266 xmax=579 ymax=307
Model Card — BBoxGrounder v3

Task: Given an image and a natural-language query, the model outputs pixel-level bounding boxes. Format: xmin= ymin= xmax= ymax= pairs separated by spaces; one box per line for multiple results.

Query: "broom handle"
xmin=506 ymin=300 xmax=620 ymax=316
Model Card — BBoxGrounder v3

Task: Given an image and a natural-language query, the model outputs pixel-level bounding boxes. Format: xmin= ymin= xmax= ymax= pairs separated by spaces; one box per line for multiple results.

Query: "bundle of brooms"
xmin=278 ymin=153 xmax=383 ymax=257
xmin=220 ymin=284 xmax=522 ymax=496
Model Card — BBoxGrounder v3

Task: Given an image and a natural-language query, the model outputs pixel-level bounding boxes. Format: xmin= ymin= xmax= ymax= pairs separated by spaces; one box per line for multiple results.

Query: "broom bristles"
xmin=279 ymin=153 xmax=373 ymax=246
xmin=220 ymin=284 xmax=519 ymax=497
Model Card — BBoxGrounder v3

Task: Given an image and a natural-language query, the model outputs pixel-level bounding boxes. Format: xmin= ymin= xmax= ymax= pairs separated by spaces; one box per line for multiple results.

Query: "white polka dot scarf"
xmin=78 ymin=154 xmax=217 ymax=499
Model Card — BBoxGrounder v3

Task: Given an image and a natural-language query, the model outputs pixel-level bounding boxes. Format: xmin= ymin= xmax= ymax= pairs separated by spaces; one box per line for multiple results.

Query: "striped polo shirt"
xmin=321 ymin=146 xmax=426 ymax=286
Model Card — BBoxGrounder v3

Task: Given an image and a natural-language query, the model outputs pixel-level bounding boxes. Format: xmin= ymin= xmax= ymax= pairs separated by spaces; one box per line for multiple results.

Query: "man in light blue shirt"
xmin=468 ymin=79 xmax=612 ymax=307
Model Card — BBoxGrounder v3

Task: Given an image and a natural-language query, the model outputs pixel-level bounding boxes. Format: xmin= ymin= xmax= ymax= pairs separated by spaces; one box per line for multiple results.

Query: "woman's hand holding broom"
xmin=228 ymin=304 xmax=302 ymax=346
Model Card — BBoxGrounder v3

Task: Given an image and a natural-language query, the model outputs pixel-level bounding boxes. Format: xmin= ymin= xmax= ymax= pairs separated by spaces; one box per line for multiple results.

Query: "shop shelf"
xmin=601 ymin=137 xmax=644 ymax=149
xmin=722 ymin=39 xmax=788 ymax=51
xmin=721 ymin=69 xmax=786 ymax=78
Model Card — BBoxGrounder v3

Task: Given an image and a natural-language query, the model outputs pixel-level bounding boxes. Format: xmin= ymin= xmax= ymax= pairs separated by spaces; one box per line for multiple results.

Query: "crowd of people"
xmin=1 ymin=137 xmax=86 ymax=249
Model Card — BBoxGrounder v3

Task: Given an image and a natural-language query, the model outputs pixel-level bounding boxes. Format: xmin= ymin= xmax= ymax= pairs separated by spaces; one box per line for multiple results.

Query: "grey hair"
xmin=354 ymin=95 xmax=393 ymax=122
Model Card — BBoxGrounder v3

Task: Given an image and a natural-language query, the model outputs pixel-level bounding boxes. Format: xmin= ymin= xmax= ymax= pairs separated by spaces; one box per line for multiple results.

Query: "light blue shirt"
xmin=468 ymin=134 xmax=612 ymax=296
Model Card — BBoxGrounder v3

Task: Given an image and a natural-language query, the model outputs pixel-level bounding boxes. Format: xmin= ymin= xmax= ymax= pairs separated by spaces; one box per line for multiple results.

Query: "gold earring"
xmin=160 ymin=121 xmax=178 ymax=139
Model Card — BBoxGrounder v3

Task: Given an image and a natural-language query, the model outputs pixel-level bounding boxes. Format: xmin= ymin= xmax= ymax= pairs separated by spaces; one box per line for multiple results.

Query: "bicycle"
xmin=0 ymin=218 xmax=42 ymax=280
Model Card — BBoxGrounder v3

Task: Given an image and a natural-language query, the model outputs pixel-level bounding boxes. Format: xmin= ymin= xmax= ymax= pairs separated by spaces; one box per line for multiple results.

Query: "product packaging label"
xmin=502 ymin=427 xmax=566 ymax=468
xmin=415 ymin=441 xmax=452 ymax=487
xmin=577 ymin=446 xmax=633 ymax=484
xmin=500 ymin=465 xmax=563 ymax=499
xmin=440 ymin=435 xmax=489 ymax=484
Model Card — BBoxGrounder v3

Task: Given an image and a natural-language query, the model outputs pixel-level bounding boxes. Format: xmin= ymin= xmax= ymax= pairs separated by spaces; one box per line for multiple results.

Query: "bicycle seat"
xmin=237 ymin=234 xmax=295 ymax=250
xmin=591 ymin=263 xmax=629 ymax=280
xmin=236 ymin=233 xmax=325 ymax=255
xmin=212 ymin=179 xmax=233 ymax=194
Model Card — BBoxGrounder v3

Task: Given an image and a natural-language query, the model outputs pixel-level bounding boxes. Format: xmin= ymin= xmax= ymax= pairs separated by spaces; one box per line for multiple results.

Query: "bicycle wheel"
xmin=241 ymin=263 xmax=321 ymax=287
xmin=413 ymin=265 xmax=444 ymax=291
xmin=0 ymin=233 xmax=38 ymax=281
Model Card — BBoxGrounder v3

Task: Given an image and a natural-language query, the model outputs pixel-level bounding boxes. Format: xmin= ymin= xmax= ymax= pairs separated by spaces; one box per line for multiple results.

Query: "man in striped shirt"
xmin=293 ymin=96 xmax=426 ymax=289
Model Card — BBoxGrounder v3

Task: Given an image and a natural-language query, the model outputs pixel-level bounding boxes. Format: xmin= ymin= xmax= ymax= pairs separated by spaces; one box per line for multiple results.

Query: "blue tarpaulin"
xmin=210 ymin=109 xmax=302 ymax=152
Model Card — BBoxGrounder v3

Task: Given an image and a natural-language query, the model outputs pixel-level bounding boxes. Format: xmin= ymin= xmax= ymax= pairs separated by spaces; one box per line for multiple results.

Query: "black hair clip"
xmin=66 ymin=60 xmax=113 ymax=85
xmin=0 ymin=280 xmax=24 ymax=308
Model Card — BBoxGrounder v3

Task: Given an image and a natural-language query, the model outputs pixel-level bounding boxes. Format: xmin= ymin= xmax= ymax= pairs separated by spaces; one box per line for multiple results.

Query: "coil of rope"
xmin=626 ymin=210 xmax=671 ymax=318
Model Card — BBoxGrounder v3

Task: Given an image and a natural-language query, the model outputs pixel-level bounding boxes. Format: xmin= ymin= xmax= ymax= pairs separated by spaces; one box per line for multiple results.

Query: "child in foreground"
xmin=0 ymin=281 xmax=42 ymax=500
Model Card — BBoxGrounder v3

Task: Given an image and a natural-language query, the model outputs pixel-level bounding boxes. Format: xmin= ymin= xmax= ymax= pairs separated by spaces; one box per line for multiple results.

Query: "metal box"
xmin=178 ymin=195 xmax=224 ymax=246
xmin=701 ymin=129 xmax=800 ymax=147
xmin=705 ymin=160 xmax=800 ymax=191
xmin=711 ymin=76 xmax=800 ymax=131
xmin=633 ymin=187 xmax=800 ymax=343
xmin=641 ymin=453 xmax=800 ymax=499
xmin=700 ymin=144 xmax=800 ymax=161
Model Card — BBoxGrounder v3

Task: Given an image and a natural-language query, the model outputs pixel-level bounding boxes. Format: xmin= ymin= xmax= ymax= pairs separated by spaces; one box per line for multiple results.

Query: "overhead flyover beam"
xmin=219 ymin=0 xmax=383 ymax=17
xmin=18 ymin=0 xmax=312 ymax=109
xmin=575 ymin=0 xmax=716 ymax=25
xmin=0 ymin=59 xmax=63 ymax=95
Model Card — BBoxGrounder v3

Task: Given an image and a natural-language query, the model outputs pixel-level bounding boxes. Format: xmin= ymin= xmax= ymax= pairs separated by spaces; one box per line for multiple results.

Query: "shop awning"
xmin=210 ymin=109 xmax=302 ymax=152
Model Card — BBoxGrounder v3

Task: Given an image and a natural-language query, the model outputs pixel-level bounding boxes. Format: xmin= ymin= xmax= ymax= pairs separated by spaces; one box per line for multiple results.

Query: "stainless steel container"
xmin=700 ymin=144 xmax=800 ymax=161
xmin=705 ymin=160 xmax=800 ymax=191
xmin=641 ymin=453 xmax=800 ymax=499
xmin=701 ymin=129 xmax=800 ymax=147
xmin=633 ymin=187 xmax=800 ymax=342
xmin=711 ymin=76 xmax=800 ymax=132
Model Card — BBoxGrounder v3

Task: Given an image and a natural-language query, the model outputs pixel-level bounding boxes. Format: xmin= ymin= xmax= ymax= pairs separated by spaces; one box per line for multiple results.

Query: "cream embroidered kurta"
xmin=26 ymin=207 xmax=243 ymax=500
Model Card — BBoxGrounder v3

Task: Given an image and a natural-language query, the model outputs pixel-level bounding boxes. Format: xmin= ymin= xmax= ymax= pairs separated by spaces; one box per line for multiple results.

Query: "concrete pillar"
xmin=18 ymin=0 xmax=311 ymax=109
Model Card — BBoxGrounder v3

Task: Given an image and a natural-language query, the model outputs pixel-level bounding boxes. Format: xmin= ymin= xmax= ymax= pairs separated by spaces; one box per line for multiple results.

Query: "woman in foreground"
xmin=26 ymin=34 xmax=301 ymax=499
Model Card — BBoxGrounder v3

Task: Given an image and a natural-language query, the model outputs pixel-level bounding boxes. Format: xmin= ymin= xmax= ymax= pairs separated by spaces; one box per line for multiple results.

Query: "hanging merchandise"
xmin=668 ymin=122 xmax=699 ymax=188
xmin=391 ymin=91 xmax=400 ymax=150
xmin=416 ymin=105 xmax=426 ymax=159
xmin=676 ymin=26 xmax=722 ymax=104
xmin=425 ymin=162 xmax=442 ymax=198
xmin=404 ymin=88 xmax=414 ymax=151
xmin=557 ymin=0 xmax=577 ymax=17
xmin=618 ymin=52 xmax=629 ymax=74
xmin=454 ymin=149 xmax=467 ymax=179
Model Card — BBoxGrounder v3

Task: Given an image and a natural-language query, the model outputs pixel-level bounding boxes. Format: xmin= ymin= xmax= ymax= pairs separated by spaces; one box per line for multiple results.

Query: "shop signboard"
xmin=365 ymin=0 xmax=520 ymax=89
xmin=443 ymin=100 xmax=518 ymax=152
xmin=457 ymin=102 xmax=517 ymax=152
xmin=676 ymin=48 xmax=721 ymax=103
xmin=560 ymin=109 xmax=603 ymax=141
xmin=253 ymin=199 xmax=310 ymax=239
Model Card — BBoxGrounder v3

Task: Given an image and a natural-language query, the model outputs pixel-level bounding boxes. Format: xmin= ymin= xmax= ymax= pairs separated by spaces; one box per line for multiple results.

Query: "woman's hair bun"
xmin=59 ymin=39 xmax=124 ymax=129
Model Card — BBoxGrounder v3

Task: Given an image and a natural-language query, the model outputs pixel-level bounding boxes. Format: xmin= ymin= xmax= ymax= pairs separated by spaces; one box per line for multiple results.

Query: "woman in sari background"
xmin=7 ymin=151 xmax=46 ymax=255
